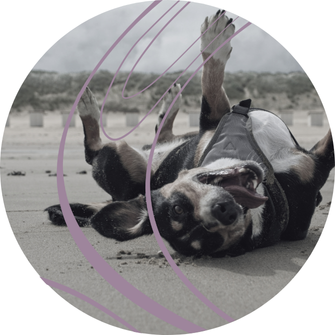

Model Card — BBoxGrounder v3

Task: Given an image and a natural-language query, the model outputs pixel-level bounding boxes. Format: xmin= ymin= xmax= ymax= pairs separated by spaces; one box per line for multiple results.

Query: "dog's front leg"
xmin=155 ymin=83 xmax=182 ymax=143
xmin=200 ymin=10 xmax=235 ymax=130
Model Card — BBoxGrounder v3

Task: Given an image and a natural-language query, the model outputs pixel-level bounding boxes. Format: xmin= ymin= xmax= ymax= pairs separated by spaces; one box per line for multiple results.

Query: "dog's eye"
xmin=174 ymin=205 xmax=184 ymax=215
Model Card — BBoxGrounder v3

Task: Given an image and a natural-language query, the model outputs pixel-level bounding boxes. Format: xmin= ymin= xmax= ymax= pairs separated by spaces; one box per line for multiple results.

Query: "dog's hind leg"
xmin=90 ymin=195 xmax=153 ymax=241
xmin=78 ymin=87 xmax=104 ymax=165
xmin=200 ymin=10 xmax=235 ymax=130
xmin=78 ymin=87 xmax=148 ymax=201
xmin=155 ymin=83 xmax=182 ymax=143
xmin=45 ymin=201 xmax=112 ymax=227
xmin=92 ymin=141 xmax=149 ymax=201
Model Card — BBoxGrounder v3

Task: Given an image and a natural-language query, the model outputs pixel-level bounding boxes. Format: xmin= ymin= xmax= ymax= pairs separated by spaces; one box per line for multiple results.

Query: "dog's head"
xmin=92 ymin=159 xmax=269 ymax=256
xmin=91 ymin=131 xmax=334 ymax=257
xmin=150 ymin=160 xmax=267 ymax=253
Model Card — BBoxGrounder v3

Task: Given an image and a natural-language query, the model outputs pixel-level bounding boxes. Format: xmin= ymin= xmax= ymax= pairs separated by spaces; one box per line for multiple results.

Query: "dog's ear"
xmin=90 ymin=195 xmax=152 ymax=241
xmin=310 ymin=130 xmax=334 ymax=170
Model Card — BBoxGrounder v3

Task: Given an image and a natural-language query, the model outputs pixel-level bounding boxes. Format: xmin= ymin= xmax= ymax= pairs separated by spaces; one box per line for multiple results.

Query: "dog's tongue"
xmin=224 ymin=185 xmax=268 ymax=209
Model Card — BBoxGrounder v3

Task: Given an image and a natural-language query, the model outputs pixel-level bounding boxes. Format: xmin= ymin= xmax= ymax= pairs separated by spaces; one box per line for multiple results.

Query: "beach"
xmin=1 ymin=110 xmax=333 ymax=334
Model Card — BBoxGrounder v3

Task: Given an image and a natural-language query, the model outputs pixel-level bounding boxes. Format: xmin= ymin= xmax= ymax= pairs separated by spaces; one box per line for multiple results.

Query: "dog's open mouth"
xmin=196 ymin=164 xmax=268 ymax=208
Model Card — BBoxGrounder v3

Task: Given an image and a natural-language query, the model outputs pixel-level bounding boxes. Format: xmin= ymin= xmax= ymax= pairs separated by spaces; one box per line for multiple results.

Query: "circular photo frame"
xmin=1 ymin=1 xmax=334 ymax=334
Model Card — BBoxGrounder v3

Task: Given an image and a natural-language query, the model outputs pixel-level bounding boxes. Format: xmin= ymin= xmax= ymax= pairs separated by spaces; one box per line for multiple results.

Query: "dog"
xmin=46 ymin=11 xmax=334 ymax=257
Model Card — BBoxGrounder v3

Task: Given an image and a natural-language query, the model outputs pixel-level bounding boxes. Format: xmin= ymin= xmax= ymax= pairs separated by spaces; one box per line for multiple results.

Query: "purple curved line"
xmin=100 ymin=1 xmax=189 ymax=141
xmin=99 ymin=10 xmax=237 ymax=142
xmin=56 ymin=1 xmax=205 ymax=333
xmin=121 ymin=12 xmax=239 ymax=100
xmin=95 ymin=9 xmax=240 ymax=322
xmin=41 ymin=277 xmax=139 ymax=332
xmin=145 ymin=21 xmax=252 ymax=324
xmin=55 ymin=181 xmax=204 ymax=333
xmin=122 ymin=14 xmax=239 ymax=102
xmin=121 ymin=3 xmax=192 ymax=100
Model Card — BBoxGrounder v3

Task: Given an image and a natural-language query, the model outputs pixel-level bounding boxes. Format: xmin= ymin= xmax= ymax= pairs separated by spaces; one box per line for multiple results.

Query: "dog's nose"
xmin=211 ymin=202 xmax=238 ymax=225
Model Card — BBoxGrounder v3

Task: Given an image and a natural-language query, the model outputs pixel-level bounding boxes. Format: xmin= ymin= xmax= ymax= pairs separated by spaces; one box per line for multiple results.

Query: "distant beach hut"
xmin=308 ymin=111 xmax=324 ymax=127
xmin=62 ymin=111 xmax=76 ymax=127
xmin=279 ymin=111 xmax=293 ymax=126
xmin=30 ymin=110 xmax=44 ymax=127
xmin=189 ymin=111 xmax=200 ymax=127
xmin=100 ymin=113 xmax=107 ymax=127
xmin=125 ymin=108 xmax=139 ymax=127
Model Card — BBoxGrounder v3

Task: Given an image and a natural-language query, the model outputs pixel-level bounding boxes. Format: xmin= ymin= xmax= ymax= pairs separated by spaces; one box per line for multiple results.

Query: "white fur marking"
xmin=171 ymin=220 xmax=183 ymax=231
xmin=203 ymin=158 xmax=244 ymax=170
xmin=191 ymin=240 xmax=201 ymax=250
xmin=250 ymin=184 xmax=265 ymax=238
xmin=128 ymin=209 xmax=148 ymax=236
xmin=201 ymin=13 xmax=234 ymax=65
xmin=77 ymin=88 xmax=100 ymax=121
xmin=158 ymin=83 xmax=182 ymax=122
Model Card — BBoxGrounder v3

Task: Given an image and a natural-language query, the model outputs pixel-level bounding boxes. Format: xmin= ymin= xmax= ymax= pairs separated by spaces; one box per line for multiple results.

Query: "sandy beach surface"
xmin=1 ymin=111 xmax=334 ymax=334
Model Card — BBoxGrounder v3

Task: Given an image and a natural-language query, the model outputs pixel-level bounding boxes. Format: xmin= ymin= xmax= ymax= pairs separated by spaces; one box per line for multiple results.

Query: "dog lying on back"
xmin=46 ymin=11 xmax=334 ymax=257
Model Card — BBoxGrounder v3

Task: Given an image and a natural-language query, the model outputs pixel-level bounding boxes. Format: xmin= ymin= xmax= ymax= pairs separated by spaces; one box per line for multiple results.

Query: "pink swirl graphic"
xmin=120 ymin=13 xmax=238 ymax=100
xmin=95 ymin=6 xmax=242 ymax=323
xmin=99 ymin=0 xmax=190 ymax=141
xmin=45 ymin=0 xmax=250 ymax=332
xmin=144 ymin=22 xmax=252 ymax=324
xmin=41 ymin=278 xmax=139 ymax=332
xmin=99 ymin=7 xmax=238 ymax=142
xmin=52 ymin=1 xmax=205 ymax=333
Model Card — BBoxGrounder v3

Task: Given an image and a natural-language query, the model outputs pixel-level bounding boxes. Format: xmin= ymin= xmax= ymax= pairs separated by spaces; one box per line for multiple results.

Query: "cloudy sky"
xmin=33 ymin=1 xmax=303 ymax=74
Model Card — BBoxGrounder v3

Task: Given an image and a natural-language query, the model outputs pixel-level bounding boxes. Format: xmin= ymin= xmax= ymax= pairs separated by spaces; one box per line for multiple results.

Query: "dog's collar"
xmin=198 ymin=99 xmax=290 ymax=247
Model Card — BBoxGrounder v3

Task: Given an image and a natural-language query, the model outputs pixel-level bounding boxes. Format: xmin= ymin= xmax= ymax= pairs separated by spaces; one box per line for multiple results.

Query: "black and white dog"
xmin=46 ymin=11 xmax=334 ymax=257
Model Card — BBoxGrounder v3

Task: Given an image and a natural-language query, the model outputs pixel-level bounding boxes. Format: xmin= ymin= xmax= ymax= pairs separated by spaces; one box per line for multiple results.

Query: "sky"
xmin=33 ymin=1 xmax=303 ymax=74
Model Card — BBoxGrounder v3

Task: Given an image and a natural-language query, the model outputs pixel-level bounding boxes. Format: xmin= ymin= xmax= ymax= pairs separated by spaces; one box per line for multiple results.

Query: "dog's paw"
xmin=77 ymin=87 xmax=100 ymax=121
xmin=158 ymin=83 xmax=182 ymax=125
xmin=45 ymin=204 xmax=92 ymax=227
xmin=200 ymin=10 xmax=235 ymax=64
xmin=45 ymin=204 xmax=68 ymax=226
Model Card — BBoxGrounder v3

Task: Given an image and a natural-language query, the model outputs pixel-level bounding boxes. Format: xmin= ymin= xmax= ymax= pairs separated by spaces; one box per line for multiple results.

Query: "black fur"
xmin=91 ymin=146 xmax=145 ymax=201
xmin=45 ymin=10 xmax=334 ymax=257
xmin=199 ymin=96 xmax=220 ymax=131
xmin=45 ymin=203 xmax=95 ymax=227
xmin=91 ymin=197 xmax=152 ymax=241
xmin=45 ymin=102 xmax=334 ymax=257
xmin=151 ymin=139 xmax=200 ymax=190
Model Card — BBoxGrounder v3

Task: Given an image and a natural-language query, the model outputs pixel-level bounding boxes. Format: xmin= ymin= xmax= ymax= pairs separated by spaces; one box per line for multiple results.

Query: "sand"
xmin=1 ymin=111 xmax=333 ymax=334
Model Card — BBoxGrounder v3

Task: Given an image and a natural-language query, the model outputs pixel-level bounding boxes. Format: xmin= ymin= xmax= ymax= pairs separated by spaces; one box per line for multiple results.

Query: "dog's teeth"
xmin=253 ymin=179 xmax=258 ymax=189
xmin=213 ymin=177 xmax=222 ymax=184
xmin=239 ymin=168 xmax=247 ymax=173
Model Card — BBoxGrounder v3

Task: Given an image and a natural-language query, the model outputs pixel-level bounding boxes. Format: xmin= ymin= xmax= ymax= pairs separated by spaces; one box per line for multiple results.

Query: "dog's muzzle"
xmin=211 ymin=201 xmax=240 ymax=225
